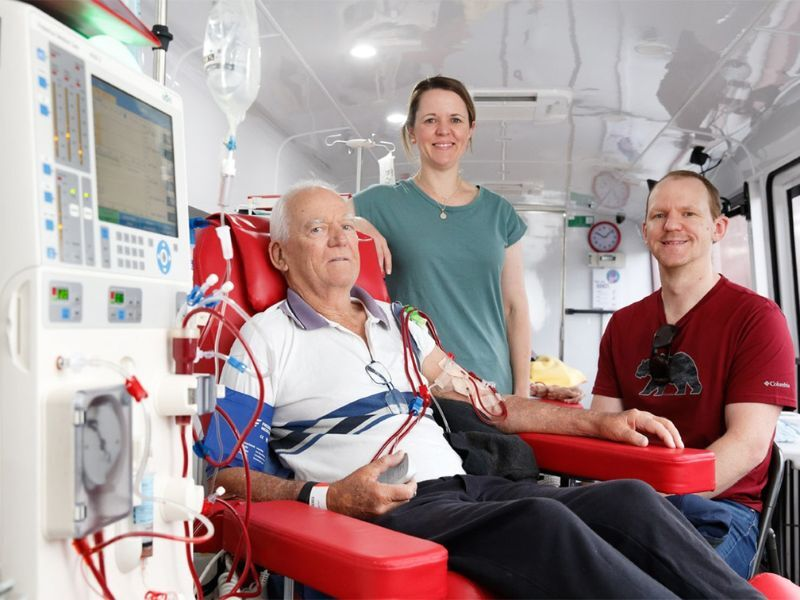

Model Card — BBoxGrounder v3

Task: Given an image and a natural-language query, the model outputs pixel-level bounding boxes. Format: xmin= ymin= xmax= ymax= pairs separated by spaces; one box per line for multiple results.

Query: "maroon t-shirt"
xmin=593 ymin=277 xmax=796 ymax=511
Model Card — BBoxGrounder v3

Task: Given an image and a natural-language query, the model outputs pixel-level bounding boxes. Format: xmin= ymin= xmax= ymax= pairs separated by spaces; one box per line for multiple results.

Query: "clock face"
xmin=592 ymin=172 xmax=630 ymax=209
xmin=588 ymin=221 xmax=621 ymax=253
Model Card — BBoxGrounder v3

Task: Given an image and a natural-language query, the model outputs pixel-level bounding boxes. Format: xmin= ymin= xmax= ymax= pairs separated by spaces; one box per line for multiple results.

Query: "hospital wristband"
xmin=309 ymin=483 xmax=329 ymax=510
xmin=297 ymin=481 xmax=318 ymax=504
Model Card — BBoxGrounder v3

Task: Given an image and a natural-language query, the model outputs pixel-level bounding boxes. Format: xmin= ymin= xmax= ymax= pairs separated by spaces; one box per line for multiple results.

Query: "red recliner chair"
xmin=191 ymin=212 xmax=798 ymax=598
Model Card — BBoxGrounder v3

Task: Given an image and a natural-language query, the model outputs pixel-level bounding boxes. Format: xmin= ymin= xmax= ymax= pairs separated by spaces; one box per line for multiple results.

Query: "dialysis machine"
xmin=0 ymin=1 xmax=200 ymax=597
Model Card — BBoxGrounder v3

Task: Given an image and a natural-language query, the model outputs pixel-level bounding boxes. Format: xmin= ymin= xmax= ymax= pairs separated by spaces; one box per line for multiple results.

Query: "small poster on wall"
xmin=592 ymin=268 xmax=621 ymax=310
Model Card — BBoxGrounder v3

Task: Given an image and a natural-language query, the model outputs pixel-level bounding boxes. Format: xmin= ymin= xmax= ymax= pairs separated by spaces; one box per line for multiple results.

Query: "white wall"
xmin=557 ymin=218 xmax=653 ymax=403
xmin=521 ymin=211 xmax=564 ymax=359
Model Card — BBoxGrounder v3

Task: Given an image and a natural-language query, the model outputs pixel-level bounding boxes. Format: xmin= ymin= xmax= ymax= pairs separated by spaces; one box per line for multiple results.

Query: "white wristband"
xmin=309 ymin=483 xmax=329 ymax=510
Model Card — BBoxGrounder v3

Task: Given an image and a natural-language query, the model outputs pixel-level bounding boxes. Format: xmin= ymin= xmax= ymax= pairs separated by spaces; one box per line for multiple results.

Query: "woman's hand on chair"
xmin=355 ymin=216 xmax=393 ymax=275
xmin=530 ymin=382 xmax=583 ymax=403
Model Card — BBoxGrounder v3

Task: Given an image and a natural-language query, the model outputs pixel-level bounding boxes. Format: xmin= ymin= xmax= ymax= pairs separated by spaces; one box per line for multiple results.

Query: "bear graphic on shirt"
xmin=635 ymin=352 xmax=702 ymax=396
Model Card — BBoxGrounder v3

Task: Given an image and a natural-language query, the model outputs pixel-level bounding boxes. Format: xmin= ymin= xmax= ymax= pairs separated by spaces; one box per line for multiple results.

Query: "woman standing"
xmin=354 ymin=76 xmax=530 ymax=396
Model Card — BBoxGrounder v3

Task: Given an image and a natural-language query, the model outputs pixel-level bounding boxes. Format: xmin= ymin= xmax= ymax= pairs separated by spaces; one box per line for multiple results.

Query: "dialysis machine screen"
xmin=92 ymin=76 xmax=178 ymax=238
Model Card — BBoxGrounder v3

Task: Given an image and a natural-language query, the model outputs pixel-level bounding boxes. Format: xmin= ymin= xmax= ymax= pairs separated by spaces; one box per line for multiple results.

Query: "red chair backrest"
xmin=192 ymin=212 xmax=390 ymax=374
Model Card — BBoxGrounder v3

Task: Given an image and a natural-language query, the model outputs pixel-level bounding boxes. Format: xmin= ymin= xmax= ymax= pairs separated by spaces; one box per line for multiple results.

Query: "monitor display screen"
xmin=92 ymin=76 xmax=178 ymax=238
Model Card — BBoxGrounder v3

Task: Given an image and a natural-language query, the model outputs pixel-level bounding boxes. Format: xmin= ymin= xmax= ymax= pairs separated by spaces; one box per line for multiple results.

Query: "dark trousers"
xmin=375 ymin=476 xmax=762 ymax=599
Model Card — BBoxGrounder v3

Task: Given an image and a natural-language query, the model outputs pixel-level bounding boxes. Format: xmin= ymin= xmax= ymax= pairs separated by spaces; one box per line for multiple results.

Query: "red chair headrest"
xmin=192 ymin=213 xmax=390 ymax=371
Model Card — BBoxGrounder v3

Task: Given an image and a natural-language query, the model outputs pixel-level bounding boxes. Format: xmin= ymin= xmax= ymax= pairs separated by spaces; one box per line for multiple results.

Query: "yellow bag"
xmin=530 ymin=355 xmax=586 ymax=387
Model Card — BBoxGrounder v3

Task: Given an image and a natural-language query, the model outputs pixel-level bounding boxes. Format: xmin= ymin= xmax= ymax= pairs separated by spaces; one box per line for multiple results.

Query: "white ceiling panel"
xmin=146 ymin=0 xmax=800 ymax=214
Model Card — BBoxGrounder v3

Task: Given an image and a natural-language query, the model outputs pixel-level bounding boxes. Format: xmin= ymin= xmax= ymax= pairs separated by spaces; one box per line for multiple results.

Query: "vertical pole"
xmin=558 ymin=210 xmax=567 ymax=360
xmin=284 ymin=578 xmax=295 ymax=599
xmin=355 ymin=146 xmax=363 ymax=193
xmin=152 ymin=0 xmax=168 ymax=84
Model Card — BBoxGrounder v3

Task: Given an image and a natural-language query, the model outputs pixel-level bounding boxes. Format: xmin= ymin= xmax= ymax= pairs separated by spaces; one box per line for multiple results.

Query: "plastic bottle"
xmin=133 ymin=472 xmax=154 ymax=558
xmin=202 ymin=0 xmax=262 ymax=138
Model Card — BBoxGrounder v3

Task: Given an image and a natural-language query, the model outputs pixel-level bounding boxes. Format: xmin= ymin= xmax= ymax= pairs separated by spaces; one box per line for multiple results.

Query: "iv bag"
xmin=377 ymin=151 xmax=396 ymax=185
xmin=203 ymin=0 xmax=262 ymax=136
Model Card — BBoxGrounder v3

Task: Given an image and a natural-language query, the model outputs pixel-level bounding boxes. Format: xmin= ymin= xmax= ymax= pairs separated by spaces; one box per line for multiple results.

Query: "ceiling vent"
xmin=480 ymin=181 xmax=566 ymax=204
xmin=471 ymin=88 xmax=572 ymax=123
xmin=481 ymin=181 xmax=542 ymax=197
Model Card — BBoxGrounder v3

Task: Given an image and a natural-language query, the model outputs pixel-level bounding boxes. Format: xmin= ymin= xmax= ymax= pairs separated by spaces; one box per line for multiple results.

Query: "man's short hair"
xmin=271 ymin=180 xmax=339 ymax=242
xmin=646 ymin=170 xmax=723 ymax=219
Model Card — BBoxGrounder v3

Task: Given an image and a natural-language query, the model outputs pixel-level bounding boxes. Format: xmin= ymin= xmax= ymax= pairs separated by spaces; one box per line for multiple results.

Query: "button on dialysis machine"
xmin=0 ymin=1 xmax=195 ymax=597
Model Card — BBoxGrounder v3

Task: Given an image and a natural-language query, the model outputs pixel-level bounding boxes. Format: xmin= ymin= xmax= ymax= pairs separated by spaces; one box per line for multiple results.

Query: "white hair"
xmin=270 ymin=180 xmax=339 ymax=242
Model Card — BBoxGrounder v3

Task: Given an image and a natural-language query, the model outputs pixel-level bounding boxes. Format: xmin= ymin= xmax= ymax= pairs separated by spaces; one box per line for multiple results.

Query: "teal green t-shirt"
xmin=354 ymin=179 xmax=527 ymax=394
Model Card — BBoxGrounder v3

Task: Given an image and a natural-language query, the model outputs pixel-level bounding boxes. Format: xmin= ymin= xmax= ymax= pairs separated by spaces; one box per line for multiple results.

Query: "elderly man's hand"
xmin=531 ymin=382 xmax=583 ymax=403
xmin=354 ymin=217 xmax=392 ymax=275
xmin=597 ymin=408 xmax=685 ymax=449
xmin=326 ymin=452 xmax=416 ymax=520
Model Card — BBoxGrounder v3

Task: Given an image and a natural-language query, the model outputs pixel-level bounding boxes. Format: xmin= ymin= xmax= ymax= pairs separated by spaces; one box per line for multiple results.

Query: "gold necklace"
xmin=415 ymin=175 xmax=461 ymax=220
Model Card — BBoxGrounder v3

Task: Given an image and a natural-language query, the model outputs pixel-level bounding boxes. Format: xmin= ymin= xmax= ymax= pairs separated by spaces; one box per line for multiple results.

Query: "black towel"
xmin=431 ymin=397 xmax=539 ymax=481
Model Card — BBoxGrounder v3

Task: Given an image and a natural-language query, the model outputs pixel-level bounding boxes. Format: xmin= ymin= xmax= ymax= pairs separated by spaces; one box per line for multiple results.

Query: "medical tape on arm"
xmin=431 ymin=356 xmax=505 ymax=421
xmin=431 ymin=355 xmax=472 ymax=395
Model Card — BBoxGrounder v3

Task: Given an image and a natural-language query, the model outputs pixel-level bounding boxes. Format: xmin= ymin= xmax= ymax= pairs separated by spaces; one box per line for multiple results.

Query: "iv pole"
xmin=325 ymin=135 xmax=395 ymax=193
xmin=151 ymin=0 xmax=173 ymax=85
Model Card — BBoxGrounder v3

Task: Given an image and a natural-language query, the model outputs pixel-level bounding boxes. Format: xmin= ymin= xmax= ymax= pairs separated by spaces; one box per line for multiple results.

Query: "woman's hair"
xmin=402 ymin=75 xmax=476 ymax=155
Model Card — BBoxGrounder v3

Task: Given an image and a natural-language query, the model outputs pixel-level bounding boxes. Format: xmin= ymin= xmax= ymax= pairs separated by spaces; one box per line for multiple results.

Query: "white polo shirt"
xmin=220 ymin=286 xmax=466 ymax=483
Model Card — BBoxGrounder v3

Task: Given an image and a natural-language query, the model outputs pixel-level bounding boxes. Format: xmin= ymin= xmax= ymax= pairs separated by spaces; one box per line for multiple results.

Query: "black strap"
xmin=296 ymin=481 xmax=318 ymax=504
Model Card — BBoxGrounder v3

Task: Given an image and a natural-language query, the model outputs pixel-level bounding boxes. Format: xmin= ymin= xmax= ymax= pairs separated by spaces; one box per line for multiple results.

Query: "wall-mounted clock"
xmin=592 ymin=171 xmax=630 ymax=209
xmin=588 ymin=221 xmax=622 ymax=253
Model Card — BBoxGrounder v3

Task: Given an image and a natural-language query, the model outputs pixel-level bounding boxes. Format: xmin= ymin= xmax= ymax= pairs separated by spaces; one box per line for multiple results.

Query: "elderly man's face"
xmin=642 ymin=177 xmax=727 ymax=272
xmin=271 ymin=187 xmax=360 ymax=293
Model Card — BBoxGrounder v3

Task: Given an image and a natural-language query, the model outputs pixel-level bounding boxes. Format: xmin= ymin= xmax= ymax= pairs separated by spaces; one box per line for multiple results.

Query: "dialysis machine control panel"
xmin=27 ymin=26 xmax=189 ymax=328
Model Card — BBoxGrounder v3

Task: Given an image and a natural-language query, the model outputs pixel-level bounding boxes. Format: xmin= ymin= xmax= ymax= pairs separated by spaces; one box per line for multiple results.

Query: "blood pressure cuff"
xmin=202 ymin=388 xmax=292 ymax=479
xmin=432 ymin=397 xmax=539 ymax=481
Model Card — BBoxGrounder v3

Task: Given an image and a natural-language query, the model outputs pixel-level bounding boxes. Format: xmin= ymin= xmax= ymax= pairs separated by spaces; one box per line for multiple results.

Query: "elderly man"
xmin=217 ymin=181 xmax=759 ymax=598
xmin=593 ymin=170 xmax=796 ymax=578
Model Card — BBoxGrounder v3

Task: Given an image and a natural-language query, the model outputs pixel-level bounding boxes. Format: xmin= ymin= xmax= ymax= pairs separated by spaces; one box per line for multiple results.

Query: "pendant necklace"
xmin=416 ymin=175 xmax=461 ymax=220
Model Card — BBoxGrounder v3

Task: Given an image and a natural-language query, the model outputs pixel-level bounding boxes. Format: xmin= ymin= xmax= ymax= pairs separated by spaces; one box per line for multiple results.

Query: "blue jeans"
xmin=715 ymin=500 xmax=760 ymax=578
xmin=668 ymin=494 xmax=759 ymax=578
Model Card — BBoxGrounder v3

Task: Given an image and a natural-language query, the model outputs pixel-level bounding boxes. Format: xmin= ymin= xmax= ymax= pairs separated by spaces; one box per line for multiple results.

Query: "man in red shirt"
xmin=593 ymin=170 xmax=796 ymax=578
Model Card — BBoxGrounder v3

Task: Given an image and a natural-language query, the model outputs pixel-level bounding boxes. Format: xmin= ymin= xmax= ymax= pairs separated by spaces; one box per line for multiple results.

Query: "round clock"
xmin=588 ymin=221 xmax=622 ymax=253
xmin=592 ymin=171 xmax=630 ymax=209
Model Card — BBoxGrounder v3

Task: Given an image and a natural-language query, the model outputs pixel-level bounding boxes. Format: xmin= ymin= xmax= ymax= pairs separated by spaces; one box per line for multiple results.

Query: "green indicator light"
xmin=57 ymin=288 xmax=69 ymax=300
xmin=69 ymin=188 xmax=77 ymax=195
xmin=115 ymin=292 xmax=124 ymax=304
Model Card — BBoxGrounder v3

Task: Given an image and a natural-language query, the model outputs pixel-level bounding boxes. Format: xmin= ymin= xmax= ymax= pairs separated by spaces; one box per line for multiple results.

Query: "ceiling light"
xmin=633 ymin=42 xmax=672 ymax=58
xmin=386 ymin=112 xmax=406 ymax=125
xmin=350 ymin=44 xmax=376 ymax=59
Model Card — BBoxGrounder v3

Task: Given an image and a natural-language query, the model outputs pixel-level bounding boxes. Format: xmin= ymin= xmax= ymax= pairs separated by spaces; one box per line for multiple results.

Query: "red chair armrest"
xmin=447 ymin=572 xmax=492 ymax=599
xmin=518 ymin=433 xmax=716 ymax=494
xmin=749 ymin=573 xmax=800 ymax=599
xmin=222 ymin=500 xmax=448 ymax=599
